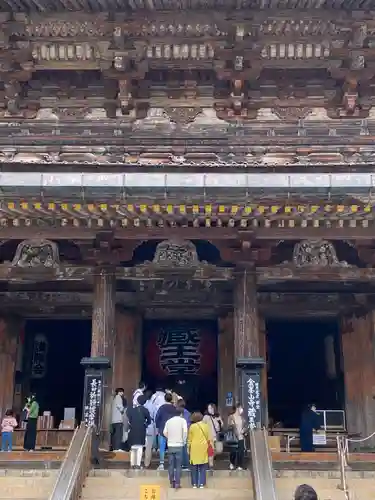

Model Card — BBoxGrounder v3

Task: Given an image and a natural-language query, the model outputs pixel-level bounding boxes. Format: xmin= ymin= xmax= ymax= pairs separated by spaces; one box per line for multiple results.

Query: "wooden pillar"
xmin=218 ymin=313 xmax=235 ymax=417
xmin=258 ymin=316 xmax=268 ymax=427
xmin=91 ymin=268 xmax=116 ymax=437
xmin=233 ymin=264 xmax=267 ymax=428
xmin=233 ymin=264 xmax=260 ymax=362
xmin=113 ymin=309 xmax=142 ymax=406
xmin=341 ymin=312 xmax=375 ymax=448
xmin=0 ymin=317 xmax=22 ymax=418
xmin=91 ymin=268 xmax=116 ymax=358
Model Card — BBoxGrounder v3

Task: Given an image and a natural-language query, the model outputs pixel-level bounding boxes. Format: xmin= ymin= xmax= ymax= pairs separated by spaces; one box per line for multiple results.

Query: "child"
xmin=1 ymin=410 xmax=18 ymax=452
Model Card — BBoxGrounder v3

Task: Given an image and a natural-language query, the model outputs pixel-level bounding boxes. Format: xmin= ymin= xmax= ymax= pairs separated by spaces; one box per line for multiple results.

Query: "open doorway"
xmin=22 ymin=319 xmax=92 ymax=425
xmin=266 ymin=319 xmax=344 ymax=428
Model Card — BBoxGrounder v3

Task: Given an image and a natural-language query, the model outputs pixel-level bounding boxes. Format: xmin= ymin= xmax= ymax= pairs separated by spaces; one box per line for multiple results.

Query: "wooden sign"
xmin=245 ymin=372 xmax=261 ymax=430
xmin=140 ymin=485 xmax=161 ymax=500
xmin=313 ymin=432 xmax=327 ymax=446
xmin=82 ymin=373 xmax=103 ymax=428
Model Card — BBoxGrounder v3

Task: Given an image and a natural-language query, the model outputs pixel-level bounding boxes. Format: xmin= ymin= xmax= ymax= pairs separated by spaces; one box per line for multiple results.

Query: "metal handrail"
xmin=337 ymin=435 xmax=349 ymax=500
xmin=250 ymin=428 xmax=278 ymax=500
xmin=49 ymin=423 xmax=93 ymax=500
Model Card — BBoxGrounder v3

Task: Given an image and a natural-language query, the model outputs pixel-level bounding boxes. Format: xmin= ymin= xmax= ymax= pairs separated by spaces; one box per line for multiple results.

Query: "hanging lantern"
xmin=31 ymin=334 xmax=48 ymax=379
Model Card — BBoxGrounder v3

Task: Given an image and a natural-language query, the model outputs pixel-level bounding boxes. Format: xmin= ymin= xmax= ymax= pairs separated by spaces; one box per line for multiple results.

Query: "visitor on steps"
xmin=1 ymin=409 xmax=17 ymax=452
xmin=188 ymin=412 xmax=211 ymax=489
xmin=228 ymin=404 xmax=246 ymax=470
xmin=23 ymin=394 xmax=39 ymax=452
xmin=150 ymin=387 xmax=166 ymax=414
xmin=163 ymin=404 xmax=188 ymax=489
xmin=111 ymin=388 xmax=125 ymax=452
xmin=294 ymin=484 xmax=318 ymax=500
xmin=155 ymin=392 xmax=178 ymax=470
xmin=143 ymin=390 xmax=156 ymax=468
xmin=203 ymin=403 xmax=223 ymax=469
xmin=132 ymin=381 xmax=147 ymax=407
xmin=127 ymin=394 xmax=151 ymax=469
xmin=177 ymin=398 xmax=191 ymax=470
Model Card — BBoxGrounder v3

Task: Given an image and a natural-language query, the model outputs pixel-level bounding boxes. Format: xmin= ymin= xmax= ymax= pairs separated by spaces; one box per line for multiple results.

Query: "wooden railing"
xmin=49 ymin=423 xmax=93 ymax=500
xmin=337 ymin=435 xmax=349 ymax=500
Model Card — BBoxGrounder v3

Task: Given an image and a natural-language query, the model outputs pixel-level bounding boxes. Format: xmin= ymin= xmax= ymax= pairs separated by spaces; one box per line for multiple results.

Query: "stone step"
xmin=82 ymin=470 xmax=375 ymax=500
xmin=0 ymin=472 xmax=56 ymax=499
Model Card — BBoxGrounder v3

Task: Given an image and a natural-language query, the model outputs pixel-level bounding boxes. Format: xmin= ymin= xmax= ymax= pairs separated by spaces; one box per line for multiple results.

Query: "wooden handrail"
xmin=49 ymin=423 xmax=93 ymax=500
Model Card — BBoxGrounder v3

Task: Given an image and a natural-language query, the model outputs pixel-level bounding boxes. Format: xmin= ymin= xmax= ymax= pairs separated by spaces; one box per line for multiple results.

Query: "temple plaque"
xmin=245 ymin=372 xmax=261 ymax=430
xmin=83 ymin=373 xmax=103 ymax=428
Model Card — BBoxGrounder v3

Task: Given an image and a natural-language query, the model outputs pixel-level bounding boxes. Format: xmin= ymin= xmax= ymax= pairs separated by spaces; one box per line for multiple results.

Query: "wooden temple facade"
xmin=0 ymin=4 xmax=375 ymax=445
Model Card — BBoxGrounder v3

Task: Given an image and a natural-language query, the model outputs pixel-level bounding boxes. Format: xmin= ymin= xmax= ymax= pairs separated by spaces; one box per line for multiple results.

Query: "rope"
xmin=346 ymin=430 xmax=375 ymax=443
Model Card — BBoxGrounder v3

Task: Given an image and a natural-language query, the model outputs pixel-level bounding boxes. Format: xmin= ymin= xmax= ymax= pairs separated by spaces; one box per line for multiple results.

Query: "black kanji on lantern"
xmin=157 ymin=324 xmax=201 ymax=375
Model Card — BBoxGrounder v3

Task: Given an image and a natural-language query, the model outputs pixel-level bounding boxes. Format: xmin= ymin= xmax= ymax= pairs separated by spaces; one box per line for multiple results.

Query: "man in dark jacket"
xmin=155 ymin=393 xmax=178 ymax=470
xmin=127 ymin=395 xmax=151 ymax=469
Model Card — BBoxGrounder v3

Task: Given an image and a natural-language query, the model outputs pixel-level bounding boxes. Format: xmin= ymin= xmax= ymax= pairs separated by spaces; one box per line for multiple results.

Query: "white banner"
xmin=313 ymin=432 xmax=327 ymax=446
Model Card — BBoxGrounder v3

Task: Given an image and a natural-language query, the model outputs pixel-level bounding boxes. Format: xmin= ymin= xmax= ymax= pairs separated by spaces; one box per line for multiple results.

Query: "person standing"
xmin=300 ymin=404 xmax=321 ymax=452
xmin=132 ymin=381 xmax=146 ymax=407
xmin=203 ymin=403 xmax=223 ymax=469
xmin=228 ymin=404 xmax=246 ymax=470
xmin=127 ymin=395 xmax=151 ymax=469
xmin=111 ymin=388 xmax=125 ymax=452
xmin=163 ymin=405 xmax=188 ymax=489
xmin=143 ymin=390 xmax=156 ymax=468
xmin=155 ymin=393 xmax=178 ymax=470
xmin=177 ymin=399 xmax=191 ymax=470
xmin=23 ymin=394 xmax=39 ymax=452
xmin=188 ymin=412 xmax=211 ymax=489
xmin=1 ymin=410 xmax=18 ymax=451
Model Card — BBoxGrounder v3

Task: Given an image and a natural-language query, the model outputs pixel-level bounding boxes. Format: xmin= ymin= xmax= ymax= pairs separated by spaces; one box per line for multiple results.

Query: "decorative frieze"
xmin=260 ymin=42 xmax=330 ymax=59
xmin=32 ymin=42 xmax=100 ymax=62
xmin=145 ymin=43 xmax=214 ymax=60
xmin=24 ymin=19 xmax=109 ymax=38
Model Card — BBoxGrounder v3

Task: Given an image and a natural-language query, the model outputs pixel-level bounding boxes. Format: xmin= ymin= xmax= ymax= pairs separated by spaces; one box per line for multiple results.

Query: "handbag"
xmin=224 ymin=428 xmax=239 ymax=446
xmin=215 ymin=440 xmax=224 ymax=454
xmin=198 ymin=424 xmax=214 ymax=457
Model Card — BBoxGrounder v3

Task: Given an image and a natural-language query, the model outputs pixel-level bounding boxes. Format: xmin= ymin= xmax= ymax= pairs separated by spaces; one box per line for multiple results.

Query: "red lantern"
xmin=144 ymin=322 xmax=217 ymax=380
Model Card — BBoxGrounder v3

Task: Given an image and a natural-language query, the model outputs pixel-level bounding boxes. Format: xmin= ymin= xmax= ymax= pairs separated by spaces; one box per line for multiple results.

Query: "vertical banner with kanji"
xmin=241 ymin=371 xmax=262 ymax=430
xmin=82 ymin=373 xmax=103 ymax=428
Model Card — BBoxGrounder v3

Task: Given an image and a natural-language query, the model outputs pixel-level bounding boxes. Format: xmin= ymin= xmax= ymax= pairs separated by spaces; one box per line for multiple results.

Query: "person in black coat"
xmin=299 ymin=404 xmax=321 ymax=452
xmin=127 ymin=394 xmax=151 ymax=469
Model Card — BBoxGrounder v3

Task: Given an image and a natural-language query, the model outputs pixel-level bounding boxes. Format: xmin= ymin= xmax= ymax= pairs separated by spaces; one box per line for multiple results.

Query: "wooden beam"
xmin=0 ymin=226 xmax=241 ymax=240
xmin=256 ymin=266 xmax=375 ymax=284
xmin=254 ymin=227 xmax=375 ymax=240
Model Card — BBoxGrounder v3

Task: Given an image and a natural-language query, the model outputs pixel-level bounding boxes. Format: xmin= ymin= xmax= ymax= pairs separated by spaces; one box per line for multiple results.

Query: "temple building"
xmin=0 ymin=6 xmax=374 ymax=446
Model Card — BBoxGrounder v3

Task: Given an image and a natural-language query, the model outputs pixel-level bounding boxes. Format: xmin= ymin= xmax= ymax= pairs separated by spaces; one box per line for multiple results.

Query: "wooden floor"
xmin=272 ymin=451 xmax=375 ymax=463
xmin=0 ymin=450 xmax=66 ymax=462
xmin=0 ymin=449 xmax=374 ymax=467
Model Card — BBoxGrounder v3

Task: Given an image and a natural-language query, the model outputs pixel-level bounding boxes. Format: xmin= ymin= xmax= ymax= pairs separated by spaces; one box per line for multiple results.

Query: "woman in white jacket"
xmin=111 ymin=388 xmax=125 ymax=452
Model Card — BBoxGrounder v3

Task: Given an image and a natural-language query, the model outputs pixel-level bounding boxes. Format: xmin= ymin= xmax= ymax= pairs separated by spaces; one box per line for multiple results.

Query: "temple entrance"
xmin=22 ymin=319 xmax=91 ymax=425
xmin=266 ymin=319 xmax=344 ymax=428
xmin=142 ymin=319 xmax=218 ymax=412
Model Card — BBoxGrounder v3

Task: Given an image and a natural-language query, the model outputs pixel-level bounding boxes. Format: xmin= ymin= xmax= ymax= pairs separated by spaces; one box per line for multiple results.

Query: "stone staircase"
xmin=82 ymin=469 xmax=375 ymax=500
xmin=0 ymin=469 xmax=57 ymax=500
